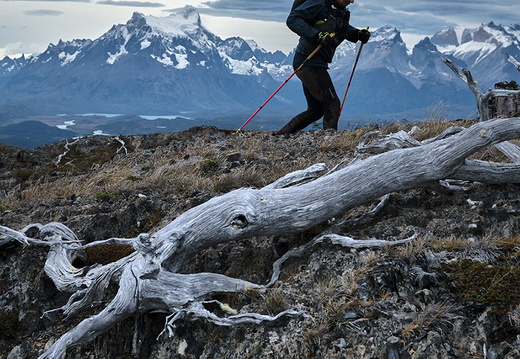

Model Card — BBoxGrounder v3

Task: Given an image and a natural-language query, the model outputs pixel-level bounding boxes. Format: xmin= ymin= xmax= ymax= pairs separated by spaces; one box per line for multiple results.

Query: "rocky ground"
xmin=0 ymin=124 xmax=519 ymax=358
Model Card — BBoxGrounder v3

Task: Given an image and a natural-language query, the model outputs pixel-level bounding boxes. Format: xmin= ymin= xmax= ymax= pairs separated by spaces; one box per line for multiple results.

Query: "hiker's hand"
xmin=314 ymin=32 xmax=336 ymax=46
xmin=358 ymin=29 xmax=370 ymax=44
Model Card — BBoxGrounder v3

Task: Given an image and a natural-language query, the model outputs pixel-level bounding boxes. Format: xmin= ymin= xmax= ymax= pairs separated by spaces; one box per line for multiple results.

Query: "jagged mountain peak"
xmin=139 ymin=7 xmax=205 ymax=38
xmin=351 ymin=25 xmax=408 ymax=72
xmin=415 ymin=36 xmax=436 ymax=50
xmin=431 ymin=26 xmax=459 ymax=48
xmin=99 ymin=7 xmax=213 ymax=46
xmin=410 ymin=36 xmax=444 ymax=77
xmin=460 ymin=22 xmax=517 ymax=47
xmin=371 ymin=25 xmax=403 ymax=44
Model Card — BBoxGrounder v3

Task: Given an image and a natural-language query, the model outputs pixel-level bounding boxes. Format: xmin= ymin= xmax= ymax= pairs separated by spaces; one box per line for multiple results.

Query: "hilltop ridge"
xmin=0 ymin=123 xmax=519 ymax=358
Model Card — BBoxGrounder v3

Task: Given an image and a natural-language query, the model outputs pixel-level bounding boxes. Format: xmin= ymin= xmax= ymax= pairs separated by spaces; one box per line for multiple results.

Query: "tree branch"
xmin=1 ymin=117 xmax=518 ymax=359
xmin=508 ymin=53 xmax=520 ymax=72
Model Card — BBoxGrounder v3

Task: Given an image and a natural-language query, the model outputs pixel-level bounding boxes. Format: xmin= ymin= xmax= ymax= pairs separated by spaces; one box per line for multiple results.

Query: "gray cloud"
xmin=197 ymin=0 xmax=291 ymax=21
xmin=97 ymin=0 xmax=164 ymax=7
xmin=2 ymin=0 xmax=91 ymax=2
xmin=193 ymin=0 xmax=519 ymax=36
xmin=23 ymin=9 xmax=64 ymax=16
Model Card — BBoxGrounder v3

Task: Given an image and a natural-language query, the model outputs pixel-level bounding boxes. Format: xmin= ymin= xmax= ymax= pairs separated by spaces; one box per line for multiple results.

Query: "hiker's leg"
xmin=302 ymin=67 xmax=340 ymax=130
xmin=277 ymin=83 xmax=323 ymax=134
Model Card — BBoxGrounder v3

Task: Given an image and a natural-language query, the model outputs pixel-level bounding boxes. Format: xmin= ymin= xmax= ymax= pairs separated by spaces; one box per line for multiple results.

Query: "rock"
xmin=7 ymin=345 xmax=26 ymax=359
xmin=0 ymin=125 xmax=519 ymax=358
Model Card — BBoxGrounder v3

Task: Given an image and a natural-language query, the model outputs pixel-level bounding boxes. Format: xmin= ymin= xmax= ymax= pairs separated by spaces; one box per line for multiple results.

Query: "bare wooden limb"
xmin=263 ymin=163 xmax=328 ymax=189
xmin=114 ymin=136 xmax=128 ymax=155
xmin=508 ymin=53 xmax=520 ymax=72
xmin=82 ymin=237 xmax=136 ymax=248
xmin=0 ymin=223 xmax=79 ymax=247
xmin=55 ymin=138 xmax=80 ymax=166
xmin=420 ymin=126 xmax=465 ymax=144
xmin=160 ymin=301 xmax=305 ymax=339
xmin=334 ymin=194 xmax=391 ymax=230
xmin=495 ymin=141 xmax=520 ymax=163
xmin=449 ymin=159 xmax=520 ymax=184
xmin=1 ymin=117 xmax=518 ymax=358
xmin=1 ymin=225 xmax=32 ymax=245
xmin=356 ymin=130 xmax=421 ymax=154
xmin=442 ymin=57 xmax=520 ymax=162
xmin=266 ymin=232 xmax=416 ymax=287
xmin=39 ymin=263 xmax=140 ymax=359
xmin=443 ymin=57 xmax=491 ymax=121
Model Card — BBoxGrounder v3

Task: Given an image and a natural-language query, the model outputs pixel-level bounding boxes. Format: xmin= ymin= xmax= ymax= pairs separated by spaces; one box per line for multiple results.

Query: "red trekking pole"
xmin=339 ymin=27 xmax=369 ymax=118
xmin=236 ymin=44 xmax=323 ymax=133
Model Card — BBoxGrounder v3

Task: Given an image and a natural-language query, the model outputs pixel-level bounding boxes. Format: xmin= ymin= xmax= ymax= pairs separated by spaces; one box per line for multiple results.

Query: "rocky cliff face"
xmin=0 ymin=125 xmax=519 ymax=358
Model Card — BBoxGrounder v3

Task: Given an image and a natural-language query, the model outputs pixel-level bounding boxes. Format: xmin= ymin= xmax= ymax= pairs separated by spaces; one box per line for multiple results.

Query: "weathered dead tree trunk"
xmin=508 ymin=53 xmax=520 ymax=72
xmin=443 ymin=56 xmax=520 ymax=164
xmin=1 ymin=116 xmax=520 ymax=358
xmin=443 ymin=56 xmax=520 ymax=120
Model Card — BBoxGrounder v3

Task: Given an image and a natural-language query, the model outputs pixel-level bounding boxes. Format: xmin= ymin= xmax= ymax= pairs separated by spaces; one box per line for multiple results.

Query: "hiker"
xmin=276 ymin=0 xmax=370 ymax=135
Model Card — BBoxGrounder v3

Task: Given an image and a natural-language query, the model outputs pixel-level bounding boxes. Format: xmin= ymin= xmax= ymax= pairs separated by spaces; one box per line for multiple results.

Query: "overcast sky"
xmin=1 ymin=0 xmax=519 ymax=58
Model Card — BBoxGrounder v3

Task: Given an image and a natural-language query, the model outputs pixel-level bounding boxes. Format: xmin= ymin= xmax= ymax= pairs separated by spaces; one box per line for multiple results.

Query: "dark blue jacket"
xmin=287 ymin=0 xmax=360 ymax=69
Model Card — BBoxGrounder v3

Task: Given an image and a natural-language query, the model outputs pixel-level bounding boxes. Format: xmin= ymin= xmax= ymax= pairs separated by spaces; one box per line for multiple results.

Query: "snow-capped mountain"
xmin=450 ymin=22 xmax=520 ymax=90
xmin=0 ymin=7 xmax=519 ymax=126
xmin=327 ymin=22 xmax=519 ymax=120
xmin=0 ymin=6 xmax=294 ymax=116
xmin=0 ymin=54 xmax=28 ymax=88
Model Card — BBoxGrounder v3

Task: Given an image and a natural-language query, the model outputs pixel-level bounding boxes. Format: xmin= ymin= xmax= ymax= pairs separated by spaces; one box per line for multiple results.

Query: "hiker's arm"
xmin=286 ymin=3 xmax=324 ymax=41
xmin=343 ymin=24 xmax=361 ymax=43
xmin=338 ymin=11 xmax=360 ymax=43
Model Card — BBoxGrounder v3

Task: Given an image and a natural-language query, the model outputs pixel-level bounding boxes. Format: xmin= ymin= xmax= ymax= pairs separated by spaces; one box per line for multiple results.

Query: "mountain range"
xmin=0 ymin=5 xmax=519 ymax=147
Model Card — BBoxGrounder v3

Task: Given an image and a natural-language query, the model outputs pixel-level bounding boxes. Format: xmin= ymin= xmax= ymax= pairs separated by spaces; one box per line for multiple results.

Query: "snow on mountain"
xmin=442 ymin=22 xmax=520 ymax=90
xmin=0 ymin=6 xmax=294 ymax=116
xmin=0 ymin=8 xmax=518 ymax=124
xmin=0 ymin=54 xmax=28 ymax=74
xmin=359 ymin=25 xmax=410 ymax=72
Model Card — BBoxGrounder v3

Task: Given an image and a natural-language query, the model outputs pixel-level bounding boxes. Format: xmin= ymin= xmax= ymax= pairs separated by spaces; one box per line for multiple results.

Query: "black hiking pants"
xmin=277 ymin=66 xmax=340 ymax=134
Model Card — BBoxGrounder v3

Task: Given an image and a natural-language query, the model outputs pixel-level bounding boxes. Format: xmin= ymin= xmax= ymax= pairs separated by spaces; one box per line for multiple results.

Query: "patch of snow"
xmin=151 ymin=53 xmax=174 ymax=67
xmin=107 ymin=45 xmax=128 ymax=65
xmin=59 ymin=51 xmax=80 ymax=66
xmin=453 ymin=41 xmax=496 ymax=64
xmin=141 ymin=40 xmax=151 ymax=50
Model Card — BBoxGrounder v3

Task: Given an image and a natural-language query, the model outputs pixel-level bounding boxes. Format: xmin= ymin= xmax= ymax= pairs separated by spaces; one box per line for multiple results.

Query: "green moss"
xmin=441 ymin=260 xmax=520 ymax=316
xmin=85 ymin=244 xmax=135 ymax=265
xmin=0 ymin=201 xmax=15 ymax=212
xmin=200 ymin=157 xmax=220 ymax=173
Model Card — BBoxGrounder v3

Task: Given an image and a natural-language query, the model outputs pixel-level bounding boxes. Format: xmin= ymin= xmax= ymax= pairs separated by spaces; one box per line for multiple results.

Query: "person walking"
xmin=276 ymin=0 xmax=370 ymax=135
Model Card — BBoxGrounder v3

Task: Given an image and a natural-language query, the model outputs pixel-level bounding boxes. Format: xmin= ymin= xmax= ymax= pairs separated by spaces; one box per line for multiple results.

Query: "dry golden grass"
xmin=401 ymin=301 xmax=460 ymax=337
xmin=2 ymin=118 xmax=517 ymax=214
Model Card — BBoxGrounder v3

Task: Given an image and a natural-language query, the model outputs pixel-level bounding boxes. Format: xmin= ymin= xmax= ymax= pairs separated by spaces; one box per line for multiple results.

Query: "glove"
xmin=314 ymin=31 xmax=336 ymax=46
xmin=358 ymin=29 xmax=370 ymax=44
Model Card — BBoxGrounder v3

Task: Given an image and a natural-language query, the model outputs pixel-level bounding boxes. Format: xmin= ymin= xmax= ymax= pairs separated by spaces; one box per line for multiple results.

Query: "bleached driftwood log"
xmin=1 ymin=117 xmax=520 ymax=358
